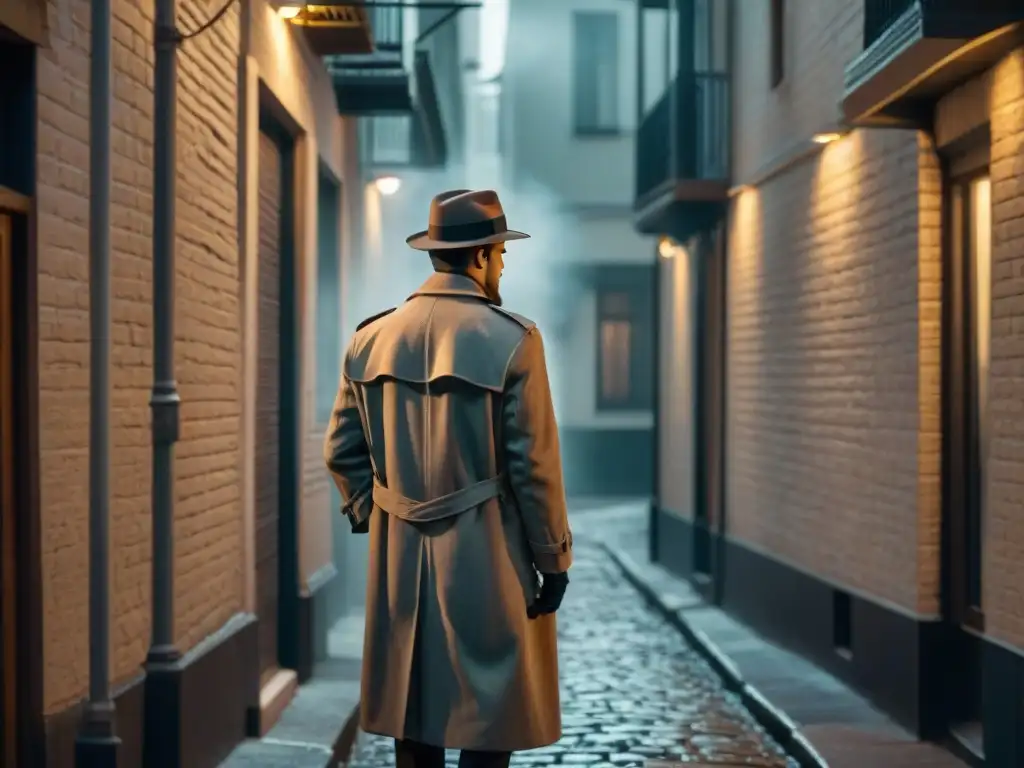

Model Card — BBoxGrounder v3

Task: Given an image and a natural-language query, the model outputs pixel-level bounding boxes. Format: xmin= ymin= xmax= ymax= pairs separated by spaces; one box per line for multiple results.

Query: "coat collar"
xmin=409 ymin=272 xmax=490 ymax=301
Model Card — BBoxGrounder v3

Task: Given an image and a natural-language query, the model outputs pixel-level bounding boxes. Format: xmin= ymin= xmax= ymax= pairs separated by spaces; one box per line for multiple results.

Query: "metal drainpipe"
xmin=74 ymin=0 xmax=119 ymax=760
xmin=147 ymin=0 xmax=182 ymax=671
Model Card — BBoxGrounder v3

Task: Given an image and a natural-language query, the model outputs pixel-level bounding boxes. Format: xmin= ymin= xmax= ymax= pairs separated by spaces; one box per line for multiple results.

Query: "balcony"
xmin=326 ymin=5 xmax=413 ymax=115
xmin=843 ymin=0 xmax=1024 ymax=127
xmin=634 ymin=72 xmax=729 ymax=239
xmin=359 ymin=51 xmax=448 ymax=170
xmin=285 ymin=3 xmax=373 ymax=57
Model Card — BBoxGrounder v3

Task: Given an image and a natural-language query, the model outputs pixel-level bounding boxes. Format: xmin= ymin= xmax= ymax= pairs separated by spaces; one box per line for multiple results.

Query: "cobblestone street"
xmin=348 ymin=539 xmax=795 ymax=768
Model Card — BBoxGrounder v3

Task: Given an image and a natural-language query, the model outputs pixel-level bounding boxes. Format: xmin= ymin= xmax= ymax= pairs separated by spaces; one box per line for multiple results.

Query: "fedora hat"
xmin=406 ymin=189 xmax=530 ymax=251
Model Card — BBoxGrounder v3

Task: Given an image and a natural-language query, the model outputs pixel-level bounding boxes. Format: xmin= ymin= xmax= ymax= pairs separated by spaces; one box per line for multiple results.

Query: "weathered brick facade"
xmin=725 ymin=0 xmax=1024 ymax=650
xmin=32 ymin=0 xmax=351 ymax=729
xmin=37 ymin=0 xmax=244 ymax=713
xmin=980 ymin=48 xmax=1024 ymax=651
xmin=727 ymin=0 xmax=941 ymax=615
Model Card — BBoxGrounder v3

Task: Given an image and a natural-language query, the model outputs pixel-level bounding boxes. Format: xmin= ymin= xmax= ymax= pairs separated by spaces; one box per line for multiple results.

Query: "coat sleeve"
xmin=324 ymin=372 xmax=375 ymax=533
xmin=501 ymin=327 xmax=573 ymax=573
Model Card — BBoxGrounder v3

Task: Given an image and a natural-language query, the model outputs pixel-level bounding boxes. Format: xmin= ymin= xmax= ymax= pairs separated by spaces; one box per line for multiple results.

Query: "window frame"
xmin=941 ymin=134 xmax=991 ymax=634
xmin=571 ymin=10 xmax=621 ymax=137
xmin=595 ymin=285 xmax=650 ymax=412
xmin=769 ymin=0 xmax=784 ymax=89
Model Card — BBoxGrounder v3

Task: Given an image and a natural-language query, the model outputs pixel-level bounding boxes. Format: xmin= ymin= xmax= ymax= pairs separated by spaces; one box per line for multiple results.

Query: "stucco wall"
xmin=503 ymin=0 xmax=637 ymax=207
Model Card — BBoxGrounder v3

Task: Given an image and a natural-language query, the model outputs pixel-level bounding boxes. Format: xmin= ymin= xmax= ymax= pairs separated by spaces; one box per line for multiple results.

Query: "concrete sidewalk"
xmin=218 ymin=615 xmax=364 ymax=768
xmin=579 ymin=502 xmax=968 ymax=768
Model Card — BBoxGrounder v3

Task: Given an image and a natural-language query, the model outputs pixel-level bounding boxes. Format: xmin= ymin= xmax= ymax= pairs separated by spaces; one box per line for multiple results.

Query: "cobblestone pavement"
xmin=348 ymin=540 xmax=796 ymax=768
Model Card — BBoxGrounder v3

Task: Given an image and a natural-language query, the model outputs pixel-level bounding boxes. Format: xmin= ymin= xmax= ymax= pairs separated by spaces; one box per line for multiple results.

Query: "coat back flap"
xmin=345 ymin=295 xmax=531 ymax=393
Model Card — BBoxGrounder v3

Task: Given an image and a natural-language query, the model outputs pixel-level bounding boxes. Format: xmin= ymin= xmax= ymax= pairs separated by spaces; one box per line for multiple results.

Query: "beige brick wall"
xmin=732 ymin=0 xmax=863 ymax=184
xmin=726 ymin=0 xmax=942 ymax=615
xmin=984 ymin=47 xmax=1024 ymax=650
xmin=37 ymin=0 xmax=242 ymax=713
xmin=658 ymin=242 xmax=696 ymax=518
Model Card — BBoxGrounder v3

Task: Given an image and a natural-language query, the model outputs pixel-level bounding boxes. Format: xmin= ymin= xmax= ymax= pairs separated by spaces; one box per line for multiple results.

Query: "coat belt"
xmin=372 ymin=475 xmax=505 ymax=523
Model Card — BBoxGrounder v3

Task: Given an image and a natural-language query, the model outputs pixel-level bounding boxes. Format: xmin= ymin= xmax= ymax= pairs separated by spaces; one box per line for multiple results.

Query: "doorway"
xmin=692 ymin=223 xmax=727 ymax=599
xmin=941 ymin=142 xmax=990 ymax=761
xmin=1 ymin=211 xmax=16 ymax=768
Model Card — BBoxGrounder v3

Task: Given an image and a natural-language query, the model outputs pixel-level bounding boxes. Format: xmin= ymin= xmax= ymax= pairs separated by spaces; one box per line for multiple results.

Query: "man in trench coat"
xmin=325 ymin=189 xmax=574 ymax=768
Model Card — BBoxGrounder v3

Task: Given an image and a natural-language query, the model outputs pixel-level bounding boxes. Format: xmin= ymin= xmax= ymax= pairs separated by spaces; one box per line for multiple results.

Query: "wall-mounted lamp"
xmin=274 ymin=1 xmax=305 ymax=19
xmin=375 ymin=176 xmax=401 ymax=196
xmin=811 ymin=131 xmax=844 ymax=145
xmin=658 ymin=236 xmax=679 ymax=260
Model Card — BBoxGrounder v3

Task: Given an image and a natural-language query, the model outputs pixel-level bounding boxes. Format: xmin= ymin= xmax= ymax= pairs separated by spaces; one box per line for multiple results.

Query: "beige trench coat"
xmin=324 ymin=272 xmax=574 ymax=752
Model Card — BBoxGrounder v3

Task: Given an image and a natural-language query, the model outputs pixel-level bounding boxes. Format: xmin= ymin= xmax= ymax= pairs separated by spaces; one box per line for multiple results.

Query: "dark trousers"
xmin=395 ymin=739 xmax=512 ymax=768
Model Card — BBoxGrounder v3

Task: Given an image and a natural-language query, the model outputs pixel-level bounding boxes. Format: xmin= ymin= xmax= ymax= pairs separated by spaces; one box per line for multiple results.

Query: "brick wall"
xmin=658 ymin=243 xmax=696 ymax=518
xmin=726 ymin=0 xmax=943 ymax=614
xmin=985 ymin=47 xmax=1024 ymax=649
xmin=731 ymin=0 xmax=863 ymax=184
xmin=37 ymin=0 xmax=242 ymax=713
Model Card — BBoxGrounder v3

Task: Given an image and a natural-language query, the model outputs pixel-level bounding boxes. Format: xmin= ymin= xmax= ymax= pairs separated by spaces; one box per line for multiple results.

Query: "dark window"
xmin=596 ymin=287 xmax=651 ymax=411
xmin=572 ymin=11 xmax=620 ymax=135
xmin=316 ymin=176 xmax=343 ymax=424
xmin=769 ymin=0 xmax=784 ymax=88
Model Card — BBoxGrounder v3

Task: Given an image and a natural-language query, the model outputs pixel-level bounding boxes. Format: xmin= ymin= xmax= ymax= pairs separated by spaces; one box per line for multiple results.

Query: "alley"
xmin=348 ymin=539 xmax=795 ymax=768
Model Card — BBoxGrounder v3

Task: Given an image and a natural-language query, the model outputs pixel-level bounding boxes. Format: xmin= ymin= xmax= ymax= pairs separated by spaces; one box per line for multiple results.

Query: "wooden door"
xmin=0 ymin=213 xmax=16 ymax=767
xmin=256 ymin=133 xmax=283 ymax=684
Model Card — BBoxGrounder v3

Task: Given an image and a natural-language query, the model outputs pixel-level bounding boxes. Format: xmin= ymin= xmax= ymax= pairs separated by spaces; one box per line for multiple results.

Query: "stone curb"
xmin=600 ymin=542 xmax=830 ymax=768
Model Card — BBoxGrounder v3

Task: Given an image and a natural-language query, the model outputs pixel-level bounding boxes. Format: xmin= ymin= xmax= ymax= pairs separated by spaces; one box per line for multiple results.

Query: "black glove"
xmin=527 ymin=571 xmax=569 ymax=619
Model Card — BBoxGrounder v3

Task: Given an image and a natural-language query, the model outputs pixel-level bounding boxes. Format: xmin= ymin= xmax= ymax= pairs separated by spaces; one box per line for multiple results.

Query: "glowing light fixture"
xmin=375 ymin=176 xmax=401 ymax=196
xmin=658 ymin=236 xmax=678 ymax=260
xmin=812 ymin=131 xmax=844 ymax=145
xmin=276 ymin=2 xmax=303 ymax=19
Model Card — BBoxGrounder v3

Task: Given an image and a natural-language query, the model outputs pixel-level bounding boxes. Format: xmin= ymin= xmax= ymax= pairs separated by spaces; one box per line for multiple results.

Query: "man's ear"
xmin=473 ymin=247 xmax=487 ymax=267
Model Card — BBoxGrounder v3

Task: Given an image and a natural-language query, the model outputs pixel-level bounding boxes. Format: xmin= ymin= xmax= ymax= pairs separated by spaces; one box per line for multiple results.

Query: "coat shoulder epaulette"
xmin=356 ymin=307 xmax=396 ymax=331
xmin=487 ymin=305 xmax=536 ymax=332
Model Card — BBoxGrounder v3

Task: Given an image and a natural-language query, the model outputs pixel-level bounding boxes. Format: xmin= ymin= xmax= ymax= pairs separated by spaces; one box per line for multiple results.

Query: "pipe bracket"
xmin=150 ymin=385 xmax=181 ymax=445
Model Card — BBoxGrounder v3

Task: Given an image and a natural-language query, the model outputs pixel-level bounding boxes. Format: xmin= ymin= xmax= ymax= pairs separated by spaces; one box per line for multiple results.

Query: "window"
xmin=573 ymin=12 xmax=619 ymax=135
xmin=597 ymin=289 xmax=651 ymax=410
xmin=315 ymin=177 xmax=343 ymax=424
xmin=769 ymin=0 xmax=784 ymax=88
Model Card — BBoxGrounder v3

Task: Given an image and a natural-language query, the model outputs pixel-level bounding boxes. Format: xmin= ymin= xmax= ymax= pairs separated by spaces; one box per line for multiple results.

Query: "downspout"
xmin=146 ymin=0 xmax=183 ymax=716
xmin=74 ymin=0 xmax=119 ymax=760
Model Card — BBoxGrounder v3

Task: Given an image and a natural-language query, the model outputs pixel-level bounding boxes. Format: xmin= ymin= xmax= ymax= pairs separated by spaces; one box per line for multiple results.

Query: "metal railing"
xmin=863 ymin=0 xmax=1024 ymax=48
xmin=635 ymin=72 xmax=729 ymax=204
xmin=863 ymin=0 xmax=916 ymax=48
xmin=370 ymin=3 xmax=402 ymax=51
xmin=362 ymin=115 xmax=412 ymax=166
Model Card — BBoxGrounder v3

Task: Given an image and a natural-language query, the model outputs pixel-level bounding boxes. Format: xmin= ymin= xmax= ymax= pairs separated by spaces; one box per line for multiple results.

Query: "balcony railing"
xmin=326 ymin=4 xmax=413 ymax=114
xmin=863 ymin=0 xmax=915 ymax=48
xmin=635 ymin=72 xmax=728 ymax=207
xmin=369 ymin=4 xmax=403 ymax=53
xmin=864 ymin=0 xmax=1024 ymax=49
xmin=846 ymin=0 xmax=1024 ymax=125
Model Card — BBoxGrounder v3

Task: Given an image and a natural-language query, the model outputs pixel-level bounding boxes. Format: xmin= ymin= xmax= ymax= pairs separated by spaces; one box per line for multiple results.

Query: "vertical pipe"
xmin=148 ymin=0 xmax=181 ymax=665
xmin=75 ymin=0 xmax=119 ymax=761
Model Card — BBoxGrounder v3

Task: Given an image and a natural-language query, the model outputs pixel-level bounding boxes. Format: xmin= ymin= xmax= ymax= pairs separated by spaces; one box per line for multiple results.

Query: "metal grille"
xmin=364 ymin=115 xmax=412 ymax=166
